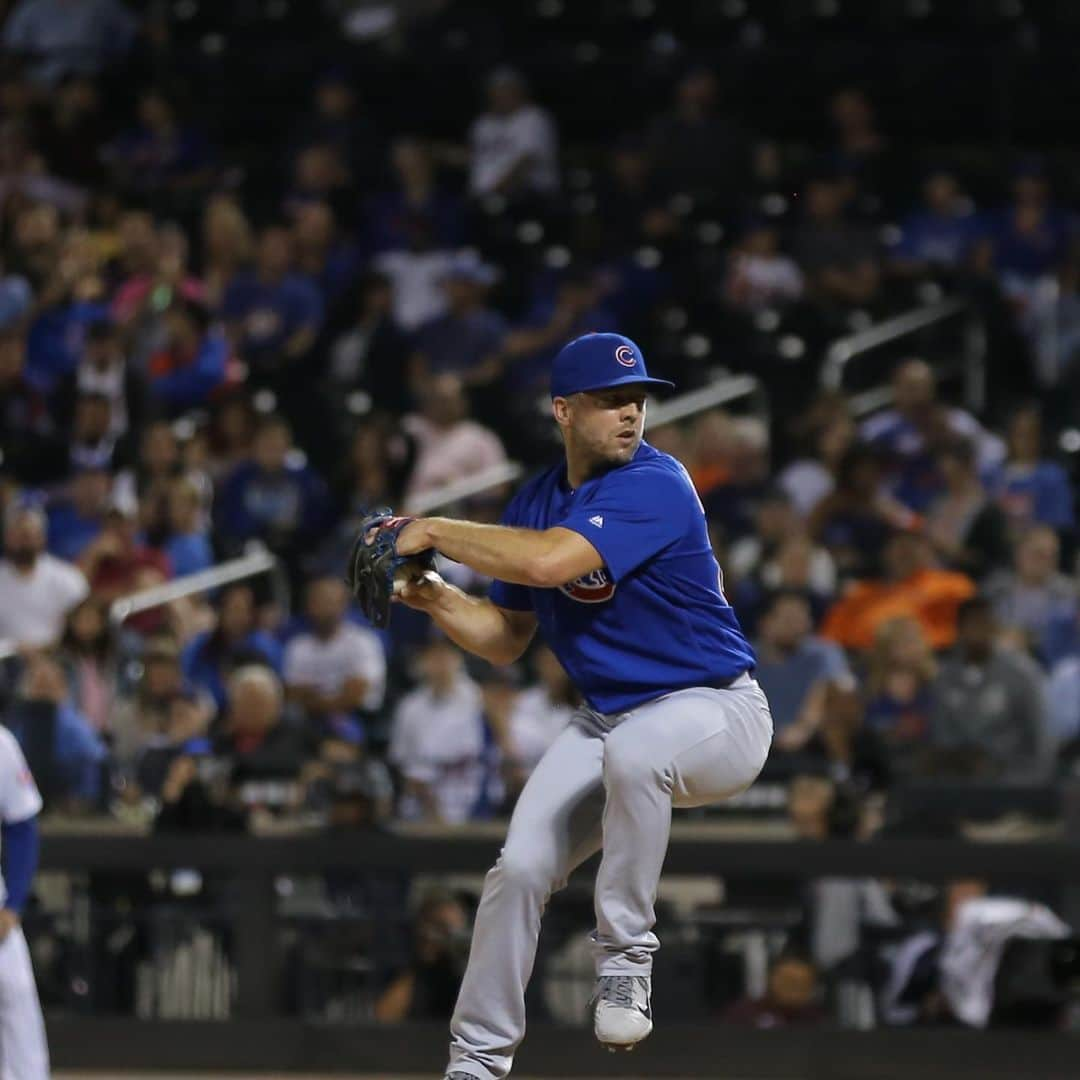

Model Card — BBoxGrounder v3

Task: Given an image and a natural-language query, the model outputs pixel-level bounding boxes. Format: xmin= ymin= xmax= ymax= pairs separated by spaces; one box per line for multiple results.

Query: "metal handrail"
xmin=820 ymin=297 xmax=968 ymax=392
xmin=406 ymin=461 xmax=525 ymax=515
xmin=645 ymin=373 xmax=760 ymax=430
xmin=108 ymin=545 xmax=281 ymax=628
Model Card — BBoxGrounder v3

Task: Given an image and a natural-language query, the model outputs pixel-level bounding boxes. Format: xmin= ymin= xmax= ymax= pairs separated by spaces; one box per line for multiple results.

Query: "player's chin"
xmin=609 ymin=436 xmax=640 ymax=461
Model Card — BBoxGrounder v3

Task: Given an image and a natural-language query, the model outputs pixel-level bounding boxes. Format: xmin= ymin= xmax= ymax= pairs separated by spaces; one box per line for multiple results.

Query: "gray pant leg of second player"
xmin=448 ymin=715 xmax=607 ymax=1080
xmin=592 ymin=676 xmax=773 ymax=975
xmin=0 ymin=926 xmax=51 ymax=1080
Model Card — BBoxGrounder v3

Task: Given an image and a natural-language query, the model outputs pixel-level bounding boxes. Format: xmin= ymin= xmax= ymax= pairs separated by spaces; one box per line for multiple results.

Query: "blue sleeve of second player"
xmin=0 ymin=817 xmax=39 ymax=914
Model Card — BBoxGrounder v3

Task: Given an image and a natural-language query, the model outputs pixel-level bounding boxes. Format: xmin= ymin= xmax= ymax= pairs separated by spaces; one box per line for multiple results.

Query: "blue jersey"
xmin=490 ymin=442 xmax=755 ymax=713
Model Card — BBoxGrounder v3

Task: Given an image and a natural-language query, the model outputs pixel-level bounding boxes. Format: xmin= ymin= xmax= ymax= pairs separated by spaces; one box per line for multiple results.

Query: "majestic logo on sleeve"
xmin=560 ymin=568 xmax=616 ymax=603
xmin=614 ymin=344 xmax=637 ymax=367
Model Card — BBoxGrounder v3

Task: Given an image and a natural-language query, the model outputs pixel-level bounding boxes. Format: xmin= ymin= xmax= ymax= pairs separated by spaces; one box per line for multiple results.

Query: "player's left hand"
xmin=394 ymin=518 xmax=434 ymax=557
xmin=0 ymin=908 xmax=19 ymax=943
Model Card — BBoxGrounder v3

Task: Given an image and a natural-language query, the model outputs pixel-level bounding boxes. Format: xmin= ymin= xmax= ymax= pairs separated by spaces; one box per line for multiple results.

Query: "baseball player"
xmin=0 ymin=725 xmax=49 ymax=1080
xmin=391 ymin=332 xmax=773 ymax=1079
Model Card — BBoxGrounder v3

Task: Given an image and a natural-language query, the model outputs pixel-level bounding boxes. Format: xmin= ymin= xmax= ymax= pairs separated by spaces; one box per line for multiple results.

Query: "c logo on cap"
xmin=614 ymin=344 xmax=636 ymax=367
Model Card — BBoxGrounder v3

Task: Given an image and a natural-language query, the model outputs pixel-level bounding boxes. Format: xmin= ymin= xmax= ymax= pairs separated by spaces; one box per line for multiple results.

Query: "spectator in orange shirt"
xmin=822 ymin=529 xmax=975 ymax=651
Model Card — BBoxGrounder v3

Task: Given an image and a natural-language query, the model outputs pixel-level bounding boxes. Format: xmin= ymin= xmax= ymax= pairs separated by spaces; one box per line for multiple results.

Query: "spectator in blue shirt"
xmin=753 ymin=588 xmax=851 ymax=754
xmin=977 ymin=159 xmax=1072 ymax=285
xmin=993 ymin=404 xmax=1075 ymax=534
xmin=6 ymin=652 xmax=107 ymax=808
xmin=221 ymin=226 xmax=324 ymax=379
xmin=104 ymin=86 xmax=214 ymax=200
xmin=182 ymin=583 xmax=283 ymax=712
xmin=365 ymin=138 xmax=465 ymax=255
xmin=161 ymin=476 xmax=214 ymax=578
xmin=410 ymin=254 xmax=506 ymax=390
xmin=146 ymin=300 xmax=231 ymax=414
xmin=214 ymin=414 xmax=330 ymax=568
xmin=47 ymin=464 xmax=111 ymax=562
xmin=888 ymin=169 xmax=980 ymax=276
xmin=500 ymin=267 xmax=618 ymax=393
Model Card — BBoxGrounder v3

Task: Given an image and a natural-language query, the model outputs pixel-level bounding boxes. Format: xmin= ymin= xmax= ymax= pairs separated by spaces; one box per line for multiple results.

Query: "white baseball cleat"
xmin=592 ymin=974 xmax=653 ymax=1052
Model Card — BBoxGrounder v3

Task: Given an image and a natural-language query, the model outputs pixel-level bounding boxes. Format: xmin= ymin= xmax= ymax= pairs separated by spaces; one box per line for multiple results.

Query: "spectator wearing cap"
xmin=859 ymin=358 xmax=1006 ymax=513
xmin=2 ymin=0 xmax=138 ymax=86
xmin=0 ymin=507 xmax=89 ymax=651
xmin=365 ymin=138 xmax=465 ymax=256
xmin=983 ymin=526 xmax=1079 ymax=667
xmin=402 ymin=374 xmax=508 ymax=505
xmin=283 ymin=576 xmax=386 ymax=738
xmin=887 ymin=168 xmax=980 ymax=277
xmin=111 ymin=634 xmax=212 ymax=770
xmin=822 ymin=529 xmax=975 ymax=652
xmin=132 ymin=686 xmax=213 ymax=802
xmin=52 ymin=317 xmax=150 ymax=447
xmin=0 ymin=325 xmax=66 ymax=485
xmin=221 ymin=225 xmax=324 ymax=379
xmin=754 ymin=589 xmax=851 ymax=755
xmin=389 ymin=637 xmax=487 ymax=824
xmin=409 ymin=254 xmax=506 ymax=389
xmin=992 ymin=404 xmax=1075 ymax=535
xmin=214 ymin=414 xmax=331 ymax=569
xmin=928 ymin=596 xmax=1050 ymax=782
xmin=468 ymin=67 xmax=559 ymax=201
xmin=145 ymin=299 xmax=232 ymax=414
xmin=182 ymin=583 xmax=283 ymax=713
xmin=701 ymin=416 xmax=773 ymax=542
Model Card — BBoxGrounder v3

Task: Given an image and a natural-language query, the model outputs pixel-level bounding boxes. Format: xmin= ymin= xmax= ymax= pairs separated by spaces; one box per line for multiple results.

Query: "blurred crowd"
xmin=0 ymin=0 xmax=1079 ymax=851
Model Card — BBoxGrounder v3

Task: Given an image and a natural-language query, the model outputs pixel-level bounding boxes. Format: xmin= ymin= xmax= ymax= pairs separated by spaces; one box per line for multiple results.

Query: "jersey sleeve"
xmin=558 ymin=463 xmax=695 ymax=582
xmin=488 ymin=489 xmax=534 ymax=611
xmin=0 ymin=728 xmax=42 ymax=824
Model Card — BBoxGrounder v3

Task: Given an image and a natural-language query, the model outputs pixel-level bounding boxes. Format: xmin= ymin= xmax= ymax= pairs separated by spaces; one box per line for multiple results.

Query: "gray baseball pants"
xmin=446 ymin=674 xmax=773 ymax=1079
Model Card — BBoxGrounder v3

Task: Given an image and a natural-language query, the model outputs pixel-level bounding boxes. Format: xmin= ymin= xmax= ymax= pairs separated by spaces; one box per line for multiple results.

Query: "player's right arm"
xmin=396 ymin=574 xmax=536 ymax=666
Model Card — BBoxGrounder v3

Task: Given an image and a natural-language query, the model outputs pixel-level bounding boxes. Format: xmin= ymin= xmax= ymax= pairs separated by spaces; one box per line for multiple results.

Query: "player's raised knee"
xmin=495 ymin=847 xmax=558 ymax=894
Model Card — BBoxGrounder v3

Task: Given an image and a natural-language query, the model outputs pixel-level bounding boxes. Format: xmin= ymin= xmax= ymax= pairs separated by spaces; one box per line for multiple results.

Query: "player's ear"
xmin=552 ymin=395 xmax=571 ymax=427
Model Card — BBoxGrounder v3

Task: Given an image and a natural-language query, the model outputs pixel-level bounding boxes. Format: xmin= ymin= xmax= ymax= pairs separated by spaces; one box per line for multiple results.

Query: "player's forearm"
xmin=415 ymin=578 xmax=531 ymax=665
xmin=419 ymin=518 xmax=561 ymax=586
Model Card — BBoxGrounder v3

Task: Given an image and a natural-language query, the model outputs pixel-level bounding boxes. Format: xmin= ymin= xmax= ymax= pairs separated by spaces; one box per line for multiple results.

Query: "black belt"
xmin=706 ymin=669 xmax=751 ymax=691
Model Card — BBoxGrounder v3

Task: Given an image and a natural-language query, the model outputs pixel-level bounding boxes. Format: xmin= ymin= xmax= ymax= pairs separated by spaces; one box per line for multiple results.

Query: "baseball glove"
xmin=345 ymin=508 xmax=436 ymax=628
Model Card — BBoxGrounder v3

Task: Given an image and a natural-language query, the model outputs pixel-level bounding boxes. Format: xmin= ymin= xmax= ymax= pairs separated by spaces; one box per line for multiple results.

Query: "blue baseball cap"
xmin=550 ymin=332 xmax=675 ymax=399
